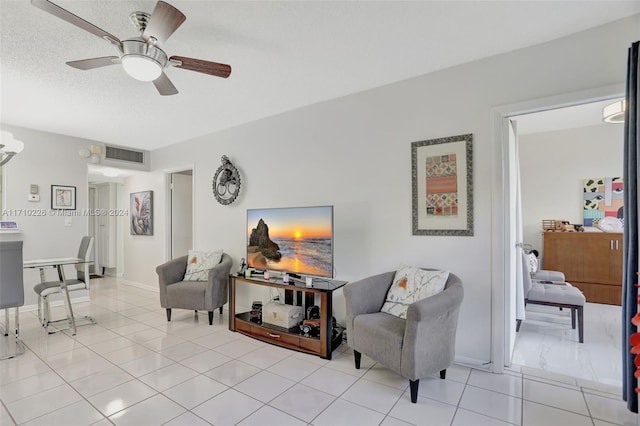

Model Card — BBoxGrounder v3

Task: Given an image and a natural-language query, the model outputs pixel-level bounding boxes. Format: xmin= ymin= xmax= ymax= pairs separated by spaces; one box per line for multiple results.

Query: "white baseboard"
xmin=454 ymin=355 xmax=492 ymax=372
xmin=14 ymin=281 xmax=155 ymax=314
xmin=18 ymin=296 xmax=91 ymax=313
xmin=103 ymin=267 xmax=118 ymax=277
xmin=119 ymin=279 xmax=158 ymax=293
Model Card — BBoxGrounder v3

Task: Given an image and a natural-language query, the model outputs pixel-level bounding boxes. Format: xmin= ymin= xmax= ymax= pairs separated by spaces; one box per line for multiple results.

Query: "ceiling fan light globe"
xmin=121 ymin=55 xmax=162 ymax=82
xmin=0 ymin=131 xmax=24 ymax=154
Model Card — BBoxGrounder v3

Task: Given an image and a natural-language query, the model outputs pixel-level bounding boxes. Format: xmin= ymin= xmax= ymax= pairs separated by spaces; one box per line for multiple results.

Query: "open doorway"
xmin=87 ymin=164 xmax=138 ymax=277
xmin=505 ymin=98 xmax=625 ymax=386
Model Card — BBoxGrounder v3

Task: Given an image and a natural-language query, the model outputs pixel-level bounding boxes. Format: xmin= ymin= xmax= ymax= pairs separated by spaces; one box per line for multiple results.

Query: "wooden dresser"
xmin=543 ymin=232 xmax=623 ymax=305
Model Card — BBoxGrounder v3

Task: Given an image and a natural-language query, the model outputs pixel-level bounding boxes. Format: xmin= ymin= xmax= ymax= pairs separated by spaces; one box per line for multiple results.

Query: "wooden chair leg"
xmin=166 ymin=308 xmax=171 ymax=321
xmin=219 ymin=306 xmax=223 ymax=315
xmin=440 ymin=369 xmax=446 ymax=380
xmin=410 ymin=380 xmax=419 ymax=403
xmin=354 ymin=350 xmax=361 ymax=369
xmin=578 ymin=306 xmax=584 ymax=343
xmin=208 ymin=311 xmax=214 ymax=325
xmin=571 ymin=307 xmax=576 ymax=329
xmin=516 ymin=319 xmax=522 ymax=332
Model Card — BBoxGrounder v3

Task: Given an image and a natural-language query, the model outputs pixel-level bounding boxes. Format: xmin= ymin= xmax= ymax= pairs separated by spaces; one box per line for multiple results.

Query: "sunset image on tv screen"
xmin=247 ymin=206 xmax=333 ymax=277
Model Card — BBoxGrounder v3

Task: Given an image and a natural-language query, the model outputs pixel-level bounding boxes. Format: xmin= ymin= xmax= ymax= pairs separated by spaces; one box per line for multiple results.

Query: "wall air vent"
xmin=105 ymin=146 xmax=145 ymax=164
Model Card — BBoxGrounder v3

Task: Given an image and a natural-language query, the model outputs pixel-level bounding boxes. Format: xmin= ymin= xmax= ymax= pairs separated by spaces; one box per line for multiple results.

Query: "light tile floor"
xmin=0 ymin=277 xmax=637 ymax=426
xmin=512 ymin=302 xmax=622 ymax=386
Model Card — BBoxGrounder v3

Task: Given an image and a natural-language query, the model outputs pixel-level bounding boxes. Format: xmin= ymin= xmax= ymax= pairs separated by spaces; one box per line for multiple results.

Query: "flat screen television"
xmin=247 ymin=205 xmax=334 ymax=278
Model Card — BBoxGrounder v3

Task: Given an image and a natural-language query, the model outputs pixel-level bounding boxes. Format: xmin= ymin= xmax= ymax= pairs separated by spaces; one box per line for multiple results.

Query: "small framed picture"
xmin=51 ymin=185 xmax=76 ymax=210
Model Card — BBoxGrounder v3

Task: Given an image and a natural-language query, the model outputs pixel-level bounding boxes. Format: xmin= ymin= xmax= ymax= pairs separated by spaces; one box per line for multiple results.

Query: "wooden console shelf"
xmin=543 ymin=232 xmax=623 ymax=305
xmin=228 ymin=275 xmax=347 ymax=359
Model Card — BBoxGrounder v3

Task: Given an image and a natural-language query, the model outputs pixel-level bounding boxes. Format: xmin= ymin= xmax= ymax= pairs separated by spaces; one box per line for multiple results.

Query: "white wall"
xmin=519 ymin=124 xmax=624 ymax=262
xmin=171 ymin=172 xmax=193 ymax=259
xmin=121 ymin=171 xmax=166 ymax=287
xmin=133 ymin=15 xmax=640 ymax=364
xmin=1 ymin=125 xmax=91 ymax=307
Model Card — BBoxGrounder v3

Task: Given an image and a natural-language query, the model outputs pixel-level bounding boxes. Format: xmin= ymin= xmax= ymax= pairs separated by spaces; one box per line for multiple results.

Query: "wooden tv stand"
xmin=228 ymin=275 xmax=347 ymax=359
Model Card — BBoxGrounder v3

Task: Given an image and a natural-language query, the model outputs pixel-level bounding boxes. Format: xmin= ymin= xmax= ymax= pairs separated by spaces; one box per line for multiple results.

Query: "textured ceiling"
xmin=1 ymin=1 xmax=639 ymax=151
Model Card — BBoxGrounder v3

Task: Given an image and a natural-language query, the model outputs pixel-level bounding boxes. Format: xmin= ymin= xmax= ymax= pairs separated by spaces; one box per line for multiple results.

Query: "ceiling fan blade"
xmin=143 ymin=1 xmax=186 ymax=45
xmin=31 ymin=0 xmax=120 ymax=44
xmin=170 ymin=56 xmax=231 ymax=78
xmin=153 ymin=72 xmax=179 ymax=96
xmin=67 ymin=56 xmax=119 ymax=70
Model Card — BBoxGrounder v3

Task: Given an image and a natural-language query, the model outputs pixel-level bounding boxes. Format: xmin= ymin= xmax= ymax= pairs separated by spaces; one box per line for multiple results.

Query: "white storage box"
xmin=262 ymin=302 xmax=304 ymax=329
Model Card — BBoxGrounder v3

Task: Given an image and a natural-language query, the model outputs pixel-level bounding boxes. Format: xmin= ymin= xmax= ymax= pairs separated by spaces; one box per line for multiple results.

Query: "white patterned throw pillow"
xmin=183 ymin=249 xmax=223 ymax=281
xmin=380 ymin=264 xmax=449 ymax=319
xmin=526 ymin=253 xmax=539 ymax=274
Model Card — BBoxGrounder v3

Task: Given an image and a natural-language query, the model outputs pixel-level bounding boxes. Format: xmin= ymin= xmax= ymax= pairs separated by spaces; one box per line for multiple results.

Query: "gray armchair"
xmin=344 ymin=270 xmax=464 ymax=403
xmin=156 ymin=253 xmax=232 ymax=325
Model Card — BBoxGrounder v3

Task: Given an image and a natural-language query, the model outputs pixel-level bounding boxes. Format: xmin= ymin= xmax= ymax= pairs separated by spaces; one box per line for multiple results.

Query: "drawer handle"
xmin=616 ymin=240 xmax=619 ymax=250
xmin=267 ymin=332 xmax=280 ymax=338
xmin=611 ymin=240 xmax=614 ymax=250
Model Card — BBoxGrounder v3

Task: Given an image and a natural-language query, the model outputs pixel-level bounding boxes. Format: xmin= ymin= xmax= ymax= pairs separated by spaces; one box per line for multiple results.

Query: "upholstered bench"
xmin=518 ymin=254 xmax=586 ymax=343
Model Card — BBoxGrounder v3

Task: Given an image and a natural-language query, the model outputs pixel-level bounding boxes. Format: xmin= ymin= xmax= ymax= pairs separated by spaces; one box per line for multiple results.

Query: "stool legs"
xmin=1 ymin=307 xmax=25 ymax=360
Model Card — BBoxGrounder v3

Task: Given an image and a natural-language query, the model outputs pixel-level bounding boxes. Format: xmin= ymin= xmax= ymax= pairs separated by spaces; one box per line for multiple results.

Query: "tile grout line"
xmin=13 ymin=323 xmax=121 ymax=425
xmin=4 ymin=279 xmax=631 ymax=426
xmin=521 ymin=369 xmax=525 ymax=426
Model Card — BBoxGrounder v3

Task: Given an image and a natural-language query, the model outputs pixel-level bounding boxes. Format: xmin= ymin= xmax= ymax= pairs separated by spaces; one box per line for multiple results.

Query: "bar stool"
xmin=34 ymin=236 xmax=95 ymax=330
xmin=0 ymin=240 xmax=25 ymax=359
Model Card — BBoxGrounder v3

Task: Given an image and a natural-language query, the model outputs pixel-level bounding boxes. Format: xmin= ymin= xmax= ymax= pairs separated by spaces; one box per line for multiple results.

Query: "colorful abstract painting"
xmin=583 ymin=177 xmax=624 ymax=226
xmin=130 ymin=190 xmax=153 ymax=235
xmin=425 ymin=153 xmax=458 ymax=216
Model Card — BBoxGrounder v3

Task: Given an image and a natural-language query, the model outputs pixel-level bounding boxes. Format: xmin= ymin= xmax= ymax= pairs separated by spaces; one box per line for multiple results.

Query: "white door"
xmin=171 ymin=171 xmax=193 ymax=259
xmin=88 ymin=186 xmax=98 ymax=275
xmin=505 ymin=119 xmax=525 ymax=365
xmin=97 ymin=183 xmax=117 ymax=272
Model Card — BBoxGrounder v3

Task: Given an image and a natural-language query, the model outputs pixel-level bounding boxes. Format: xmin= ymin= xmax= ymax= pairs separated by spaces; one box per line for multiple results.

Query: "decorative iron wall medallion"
xmin=212 ymin=155 xmax=241 ymax=205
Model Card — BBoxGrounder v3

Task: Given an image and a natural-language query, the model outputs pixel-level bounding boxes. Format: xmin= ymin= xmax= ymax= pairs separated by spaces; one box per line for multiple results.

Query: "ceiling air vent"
xmin=105 ymin=146 xmax=144 ymax=164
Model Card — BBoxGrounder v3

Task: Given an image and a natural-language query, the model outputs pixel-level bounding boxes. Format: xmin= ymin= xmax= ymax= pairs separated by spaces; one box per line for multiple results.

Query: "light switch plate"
xmin=30 ymin=184 xmax=39 ymax=195
xmin=28 ymin=194 xmax=40 ymax=202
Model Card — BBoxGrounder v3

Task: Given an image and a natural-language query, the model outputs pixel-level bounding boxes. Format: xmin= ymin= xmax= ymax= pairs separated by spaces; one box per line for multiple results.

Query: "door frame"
xmin=164 ymin=164 xmax=195 ymax=262
xmin=489 ymin=83 xmax=624 ymax=373
xmin=88 ymin=185 xmax=98 ymax=275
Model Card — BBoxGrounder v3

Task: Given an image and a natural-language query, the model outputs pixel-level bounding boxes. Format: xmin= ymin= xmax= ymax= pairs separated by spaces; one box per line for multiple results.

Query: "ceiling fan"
xmin=31 ymin=0 xmax=232 ymax=96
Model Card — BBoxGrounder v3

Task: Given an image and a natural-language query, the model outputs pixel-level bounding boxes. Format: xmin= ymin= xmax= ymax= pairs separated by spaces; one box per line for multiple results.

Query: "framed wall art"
xmin=130 ymin=190 xmax=153 ymax=235
xmin=583 ymin=177 xmax=624 ymax=227
xmin=411 ymin=134 xmax=473 ymax=236
xmin=51 ymin=185 xmax=76 ymax=210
